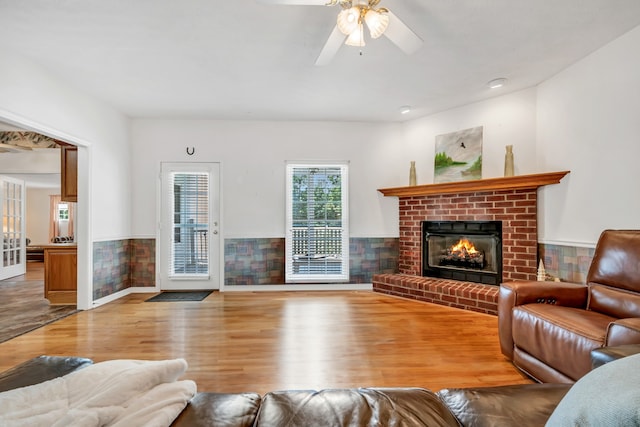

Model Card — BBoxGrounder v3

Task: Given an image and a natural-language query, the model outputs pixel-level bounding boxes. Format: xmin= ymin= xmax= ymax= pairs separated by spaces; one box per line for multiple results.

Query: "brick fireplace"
xmin=372 ymin=172 xmax=569 ymax=315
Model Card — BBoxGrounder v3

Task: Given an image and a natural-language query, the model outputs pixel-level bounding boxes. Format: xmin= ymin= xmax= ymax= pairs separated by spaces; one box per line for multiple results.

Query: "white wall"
xmin=0 ymin=48 xmax=132 ymax=241
xmin=131 ymin=120 xmax=402 ymax=239
xmin=0 ymin=149 xmax=60 ymax=173
xmin=537 ymin=25 xmax=640 ymax=245
xmin=401 ymin=88 xmax=539 ymax=182
xmin=26 ymin=187 xmax=59 ymax=244
xmin=130 ymin=90 xmax=537 ymax=242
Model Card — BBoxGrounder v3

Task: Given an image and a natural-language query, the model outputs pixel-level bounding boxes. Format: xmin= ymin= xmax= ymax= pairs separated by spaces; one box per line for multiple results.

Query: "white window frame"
xmin=285 ymin=162 xmax=349 ymax=283
xmin=57 ymin=203 xmax=69 ymax=221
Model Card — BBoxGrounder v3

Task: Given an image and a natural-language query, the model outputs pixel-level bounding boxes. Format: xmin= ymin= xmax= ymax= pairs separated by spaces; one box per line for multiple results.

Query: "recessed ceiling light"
xmin=488 ymin=78 xmax=507 ymax=89
xmin=399 ymin=105 xmax=412 ymax=114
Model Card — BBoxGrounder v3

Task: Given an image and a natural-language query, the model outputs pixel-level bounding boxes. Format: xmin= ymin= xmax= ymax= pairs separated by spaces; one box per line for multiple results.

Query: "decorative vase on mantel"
xmin=504 ymin=145 xmax=515 ymax=177
xmin=409 ymin=161 xmax=417 ymax=186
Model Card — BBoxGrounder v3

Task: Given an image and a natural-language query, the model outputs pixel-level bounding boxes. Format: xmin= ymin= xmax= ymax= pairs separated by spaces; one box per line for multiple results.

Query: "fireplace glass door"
xmin=423 ymin=221 xmax=502 ymax=285
xmin=426 ymin=234 xmax=499 ymax=273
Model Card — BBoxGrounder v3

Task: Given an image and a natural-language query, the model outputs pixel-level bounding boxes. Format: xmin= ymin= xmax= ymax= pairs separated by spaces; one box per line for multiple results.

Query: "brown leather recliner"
xmin=498 ymin=229 xmax=640 ymax=383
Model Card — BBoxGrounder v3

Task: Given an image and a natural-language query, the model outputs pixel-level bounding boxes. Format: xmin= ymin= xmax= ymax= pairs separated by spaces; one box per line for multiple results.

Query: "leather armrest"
xmin=498 ymin=281 xmax=588 ymax=359
xmin=606 ymin=318 xmax=640 ymax=346
xmin=591 ymin=343 xmax=640 ymax=369
xmin=500 ymin=281 xmax=588 ymax=307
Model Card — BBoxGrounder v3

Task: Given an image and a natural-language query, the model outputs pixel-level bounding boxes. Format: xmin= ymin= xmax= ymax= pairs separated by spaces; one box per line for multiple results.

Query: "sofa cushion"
xmin=170 ymin=392 xmax=262 ymax=427
xmin=588 ymin=284 xmax=640 ymax=318
xmin=545 ymin=353 xmax=640 ymax=426
xmin=512 ymin=304 xmax=612 ymax=380
xmin=585 ymin=230 xmax=640 ymax=295
xmin=255 ymin=388 xmax=459 ymax=427
xmin=437 ymin=383 xmax=571 ymax=427
xmin=0 ymin=355 xmax=93 ymax=393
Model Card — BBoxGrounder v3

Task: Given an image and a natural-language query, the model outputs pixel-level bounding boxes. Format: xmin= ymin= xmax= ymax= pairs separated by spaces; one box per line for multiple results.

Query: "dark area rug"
xmin=0 ymin=278 xmax=79 ymax=344
xmin=145 ymin=291 xmax=212 ymax=302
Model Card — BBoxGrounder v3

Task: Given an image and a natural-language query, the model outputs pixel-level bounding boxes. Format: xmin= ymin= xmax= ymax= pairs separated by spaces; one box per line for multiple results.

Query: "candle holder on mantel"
xmin=504 ymin=145 xmax=515 ymax=177
xmin=409 ymin=161 xmax=417 ymax=186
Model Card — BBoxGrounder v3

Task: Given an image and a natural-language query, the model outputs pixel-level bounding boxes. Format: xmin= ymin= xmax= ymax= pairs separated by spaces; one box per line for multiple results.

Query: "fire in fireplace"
xmin=440 ymin=238 xmax=485 ymax=269
xmin=422 ymin=221 xmax=502 ymax=285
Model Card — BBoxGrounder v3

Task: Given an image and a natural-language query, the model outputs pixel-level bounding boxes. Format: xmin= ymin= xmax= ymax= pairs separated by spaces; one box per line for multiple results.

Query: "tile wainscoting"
xmin=92 ymin=237 xmax=398 ymax=298
xmin=538 ymin=242 xmax=595 ymax=284
xmin=91 ymin=238 xmax=594 ymax=300
xmin=93 ymin=239 xmax=155 ymax=299
xmin=224 ymin=237 xmax=399 ymax=286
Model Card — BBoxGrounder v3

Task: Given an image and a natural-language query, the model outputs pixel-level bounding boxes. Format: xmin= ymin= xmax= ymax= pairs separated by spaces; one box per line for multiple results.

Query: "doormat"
xmin=145 ymin=291 xmax=212 ymax=302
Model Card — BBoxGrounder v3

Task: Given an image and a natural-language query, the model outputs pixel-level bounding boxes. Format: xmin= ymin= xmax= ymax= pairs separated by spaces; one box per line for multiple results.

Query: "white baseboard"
xmin=91 ymin=284 xmax=371 ymax=307
xmin=92 ymin=286 xmax=159 ymax=308
xmin=221 ymin=283 xmax=373 ymax=292
xmin=538 ymin=239 xmax=596 ymax=248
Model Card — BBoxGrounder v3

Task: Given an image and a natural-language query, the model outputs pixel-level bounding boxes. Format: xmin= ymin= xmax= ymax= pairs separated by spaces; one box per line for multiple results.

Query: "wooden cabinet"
xmin=44 ymin=245 xmax=77 ymax=305
xmin=61 ymin=145 xmax=78 ymax=202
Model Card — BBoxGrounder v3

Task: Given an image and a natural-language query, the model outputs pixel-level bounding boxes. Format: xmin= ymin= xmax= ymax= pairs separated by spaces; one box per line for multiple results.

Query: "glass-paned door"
xmin=1 ymin=176 xmax=26 ymax=280
xmin=160 ymin=163 xmax=220 ymax=290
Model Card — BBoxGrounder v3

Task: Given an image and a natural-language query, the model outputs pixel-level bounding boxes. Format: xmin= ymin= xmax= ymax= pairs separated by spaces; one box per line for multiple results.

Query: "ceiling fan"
xmin=259 ymin=0 xmax=423 ymax=65
xmin=0 ymin=143 xmax=31 ymax=154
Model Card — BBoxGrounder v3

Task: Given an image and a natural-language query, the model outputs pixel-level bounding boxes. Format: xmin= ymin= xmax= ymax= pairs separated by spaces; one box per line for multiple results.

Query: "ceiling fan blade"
xmin=384 ymin=10 xmax=423 ymax=55
xmin=315 ymin=25 xmax=346 ymax=66
xmin=256 ymin=0 xmax=328 ymax=5
xmin=0 ymin=143 xmax=24 ymax=153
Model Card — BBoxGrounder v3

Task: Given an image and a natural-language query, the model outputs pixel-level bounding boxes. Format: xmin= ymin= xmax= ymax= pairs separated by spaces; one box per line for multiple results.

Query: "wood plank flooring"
xmin=0 ymin=288 xmax=531 ymax=394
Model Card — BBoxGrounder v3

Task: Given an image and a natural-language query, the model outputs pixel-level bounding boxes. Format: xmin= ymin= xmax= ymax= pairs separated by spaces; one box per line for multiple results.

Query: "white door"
xmin=1 ymin=176 xmax=26 ymax=280
xmin=159 ymin=163 xmax=220 ymax=290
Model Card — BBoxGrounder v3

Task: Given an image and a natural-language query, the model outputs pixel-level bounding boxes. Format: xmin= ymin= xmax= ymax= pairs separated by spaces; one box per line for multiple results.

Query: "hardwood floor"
xmin=0 ymin=289 xmax=531 ymax=394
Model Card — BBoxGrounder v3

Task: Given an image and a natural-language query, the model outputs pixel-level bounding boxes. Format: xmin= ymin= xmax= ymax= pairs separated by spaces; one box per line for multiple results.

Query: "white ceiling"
xmin=0 ymin=0 xmax=640 ymax=122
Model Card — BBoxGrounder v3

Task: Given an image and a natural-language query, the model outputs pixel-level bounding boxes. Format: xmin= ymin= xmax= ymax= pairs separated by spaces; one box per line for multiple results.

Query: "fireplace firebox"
xmin=422 ymin=221 xmax=502 ymax=285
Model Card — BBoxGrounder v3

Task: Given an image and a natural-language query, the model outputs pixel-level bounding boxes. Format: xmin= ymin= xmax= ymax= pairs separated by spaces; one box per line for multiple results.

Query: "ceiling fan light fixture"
xmin=345 ymin=22 xmax=366 ymax=46
xmin=337 ymin=7 xmax=360 ymax=35
xmin=364 ymin=9 xmax=389 ymax=39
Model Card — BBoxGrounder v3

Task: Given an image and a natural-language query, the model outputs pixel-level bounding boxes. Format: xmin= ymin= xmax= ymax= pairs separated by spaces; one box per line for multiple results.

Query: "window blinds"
xmin=285 ymin=163 xmax=349 ymax=283
xmin=169 ymin=172 xmax=210 ymax=277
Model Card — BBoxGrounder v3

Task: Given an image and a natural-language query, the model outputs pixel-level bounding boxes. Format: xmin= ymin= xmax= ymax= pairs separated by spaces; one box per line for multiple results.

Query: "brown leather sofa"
xmin=2 ymin=349 xmax=640 ymax=427
xmin=0 ymin=355 xmax=564 ymax=427
xmin=499 ymin=229 xmax=640 ymax=383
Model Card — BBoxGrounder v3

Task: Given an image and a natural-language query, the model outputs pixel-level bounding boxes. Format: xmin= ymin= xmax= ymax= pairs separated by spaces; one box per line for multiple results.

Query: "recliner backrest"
xmin=587 ymin=230 xmax=640 ymax=318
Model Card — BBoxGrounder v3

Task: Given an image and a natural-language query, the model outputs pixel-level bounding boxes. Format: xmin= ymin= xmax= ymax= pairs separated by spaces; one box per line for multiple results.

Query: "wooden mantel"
xmin=377 ymin=171 xmax=570 ymax=197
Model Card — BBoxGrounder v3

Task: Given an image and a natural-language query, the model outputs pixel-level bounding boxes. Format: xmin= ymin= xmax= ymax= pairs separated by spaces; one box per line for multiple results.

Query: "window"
xmin=57 ymin=203 xmax=69 ymax=221
xmin=285 ymin=162 xmax=349 ymax=283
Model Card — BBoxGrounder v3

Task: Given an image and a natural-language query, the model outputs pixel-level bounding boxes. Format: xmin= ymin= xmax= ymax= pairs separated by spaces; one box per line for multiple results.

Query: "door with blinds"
xmin=1 ymin=176 xmax=26 ymax=281
xmin=159 ymin=163 xmax=220 ymax=290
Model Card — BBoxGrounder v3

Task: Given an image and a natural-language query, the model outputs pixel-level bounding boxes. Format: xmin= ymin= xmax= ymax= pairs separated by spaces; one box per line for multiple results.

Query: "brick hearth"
xmin=373 ymin=188 xmax=537 ymax=315
xmin=373 ymin=274 xmax=499 ymax=315
xmin=372 ymin=172 xmax=571 ymax=315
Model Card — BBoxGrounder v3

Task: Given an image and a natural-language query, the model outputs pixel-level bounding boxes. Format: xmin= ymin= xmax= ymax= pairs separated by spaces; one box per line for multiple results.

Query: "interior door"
xmin=1 ymin=175 xmax=26 ymax=280
xmin=159 ymin=163 xmax=220 ymax=290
